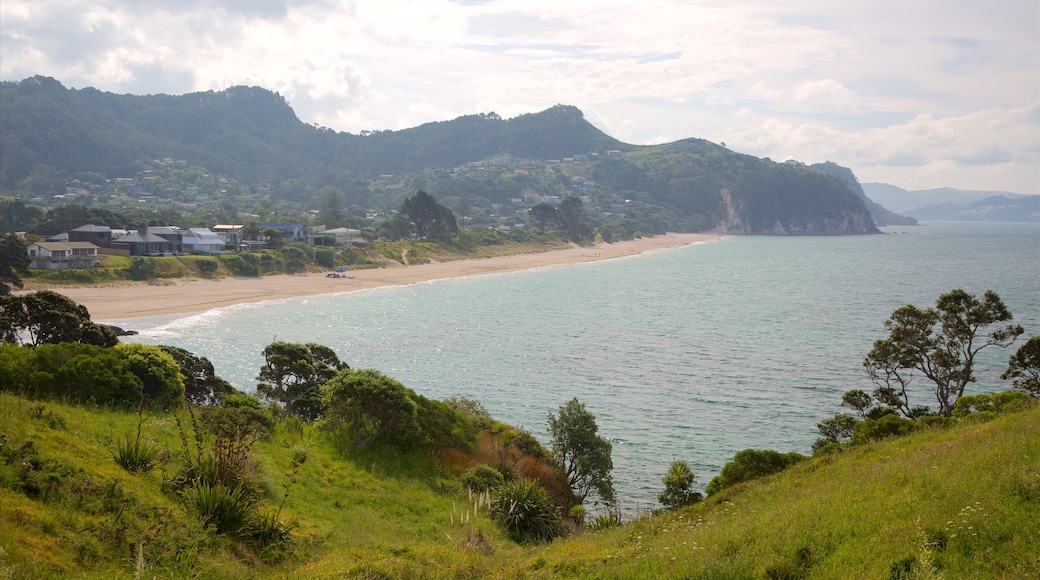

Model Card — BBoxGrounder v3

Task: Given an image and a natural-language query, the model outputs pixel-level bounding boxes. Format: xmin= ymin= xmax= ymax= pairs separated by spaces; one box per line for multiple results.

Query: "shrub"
xmin=851 ymin=414 xmax=918 ymax=445
xmin=115 ymin=343 xmax=185 ymax=410
xmin=490 ymin=479 xmax=568 ymax=544
xmin=127 ymin=257 xmax=158 ymax=280
xmin=706 ymin=449 xmax=806 ymax=496
xmin=952 ymin=390 xmax=1036 ymax=417
xmin=196 ymin=258 xmax=218 ymax=274
xmin=658 ymin=460 xmax=702 ymax=510
xmin=315 ymin=248 xmax=335 ymax=269
xmin=186 ymin=482 xmax=255 ymax=537
xmin=460 ymin=464 xmax=505 ymax=493
xmin=113 ymin=436 xmax=159 ymax=473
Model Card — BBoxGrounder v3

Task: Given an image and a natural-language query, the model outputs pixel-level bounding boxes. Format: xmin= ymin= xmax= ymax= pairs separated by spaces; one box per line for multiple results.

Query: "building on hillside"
xmin=108 ymin=231 xmax=173 ymax=256
xmin=259 ymin=222 xmax=305 ymax=242
xmin=68 ymin=224 xmax=113 ymax=246
xmin=212 ymin=224 xmax=243 ymax=247
xmin=147 ymin=226 xmax=184 ymax=254
xmin=27 ymin=241 xmax=104 ymax=269
xmin=306 ymin=225 xmax=362 ymax=247
xmin=183 ymin=228 xmax=225 ymax=254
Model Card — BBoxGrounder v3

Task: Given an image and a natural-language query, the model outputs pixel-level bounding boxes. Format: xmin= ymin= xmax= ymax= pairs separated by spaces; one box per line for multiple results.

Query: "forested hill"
xmin=1 ymin=75 xmax=881 ymax=235
xmin=0 ymin=76 xmax=625 ymax=184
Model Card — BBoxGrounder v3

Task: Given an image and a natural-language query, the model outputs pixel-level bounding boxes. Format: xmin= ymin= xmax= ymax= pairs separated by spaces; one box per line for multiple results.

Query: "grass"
xmin=1 ymin=390 xmax=1037 ymax=578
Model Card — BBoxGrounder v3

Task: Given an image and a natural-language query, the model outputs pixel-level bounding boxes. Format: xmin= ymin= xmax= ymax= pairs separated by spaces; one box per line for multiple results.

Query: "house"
xmin=306 ymin=225 xmax=362 ymax=247
xmin=109 ymin=231 xmax=173 ymax=256
xmin=147 ymin=226 xmax=184 ymax=254
xmin=27 ymin=241 xmax=104 ymax=269
xmin=259 ymin=222 xmax=305 ymax=242
xmin=183 ymin=228 xmax=225 ymax=254
xmin=68 ymin=224 xmax=113 ymax=246
xmin=212 ymin=224 xmax=243 ymax=247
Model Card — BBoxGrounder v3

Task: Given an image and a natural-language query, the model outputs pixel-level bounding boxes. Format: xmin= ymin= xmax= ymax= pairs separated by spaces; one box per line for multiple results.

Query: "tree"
xmin=317 ymin=187 xmax=346 ymax=229
xmin=658 ymin=460 xmax=702 ymax=510
xmin=256 ymin=341 xmax=347 ymax=421
xmin=0 ymin=290 xmax=117 ymax=347
xmin=321 ymin=368 xmax=419 ymax=450
xmin=160 ymin=345 xmax=236 ymax=406
xmin=116 ymin=343 xmax=185 ymax=410
xmin=840 ymin=389 xmax=873 ymax=417
xmin=812 ymin=414 xmax=859 ymax=452
xmin=547 ymin=398 xmax=615 ymax=507
xmin=864 ymin=289 xmax=1023 ymax=417
xmin=399 ymin=190 xmax=458 ymax=239
xmin=0 ymin=233 xmax=30 ymax=295
xmin=528 ymin=202 xmax=557 ymax=230
xmin=1003 ymin=335 xmax=1040 ymax=397
xmin=556 ymin=196 xmax=592 ymax=241
xmin=242 ymin=220 xmax=262 ymax=242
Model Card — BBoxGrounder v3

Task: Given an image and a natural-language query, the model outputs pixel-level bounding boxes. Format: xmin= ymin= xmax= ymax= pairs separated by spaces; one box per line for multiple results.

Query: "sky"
xmin=1 ymin=0 xmax=1038 ymax=194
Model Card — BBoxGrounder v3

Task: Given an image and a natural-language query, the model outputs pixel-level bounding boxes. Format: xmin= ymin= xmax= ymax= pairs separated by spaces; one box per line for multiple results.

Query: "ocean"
xmin=118 ymin=221 xmax=1040 ymax=514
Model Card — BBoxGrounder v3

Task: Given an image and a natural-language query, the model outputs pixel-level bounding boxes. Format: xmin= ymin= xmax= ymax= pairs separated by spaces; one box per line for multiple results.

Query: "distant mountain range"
xmin=0 ymin=75 xmax=924 ymax=235
xmin=862 ymin=183 xmax=1039 ymax=222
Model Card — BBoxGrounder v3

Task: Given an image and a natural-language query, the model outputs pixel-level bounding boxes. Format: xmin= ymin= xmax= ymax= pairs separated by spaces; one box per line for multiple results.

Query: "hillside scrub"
xmin=1 ymin=391 xmax=1037 ymax=577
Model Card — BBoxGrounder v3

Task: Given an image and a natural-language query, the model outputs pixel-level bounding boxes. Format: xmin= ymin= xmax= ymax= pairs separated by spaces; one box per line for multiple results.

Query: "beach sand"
xmin=43 ymin=233 xmax=721 ymax=321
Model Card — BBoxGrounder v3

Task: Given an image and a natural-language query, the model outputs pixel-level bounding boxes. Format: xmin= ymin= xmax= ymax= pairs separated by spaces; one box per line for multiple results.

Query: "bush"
xmin=490 ymin=479 xmax=568 ymax=544
xmin=659 ymin=460 xmax=702 ymax=510
xmin=115 ymin=343 xmax=185 ymax=410
xmin=315 ymin=248 xmax=335 ymax=269
xmin=952 ymin=390 xmax=1036 ymax=417
xmin=0 ymin=343 xmax=142 ymax=408
xmin=127 ymin=257 xmax=158 ymax=280
xmin=460 ymin=464 xmax=505 ymax=493
xmin=706 ymin=449 xmax=806 ymax=496
xmin=186 ymin=482 xmax=255 ymax=537
xmin=851 ymin=414 xmax=918 ymax=445
xmin=113 ymin=436 xmax=159 ymax=473
xmin=195 ymin=258 xmax=218 ymax=274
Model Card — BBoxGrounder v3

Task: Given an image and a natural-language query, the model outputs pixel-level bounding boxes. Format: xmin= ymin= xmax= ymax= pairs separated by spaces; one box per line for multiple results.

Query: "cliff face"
xmin=714 ymin=186 xmax=878 ymax=234
xmin=809 ymin=162 xmax=917 ymax=226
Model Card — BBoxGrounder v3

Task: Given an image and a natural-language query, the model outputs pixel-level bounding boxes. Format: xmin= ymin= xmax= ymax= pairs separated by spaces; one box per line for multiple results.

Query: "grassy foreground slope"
xmin=512 ymin=408 xmax=1040 ymax=579
xmin=1 ymin=391 xmax=1038 ymax=579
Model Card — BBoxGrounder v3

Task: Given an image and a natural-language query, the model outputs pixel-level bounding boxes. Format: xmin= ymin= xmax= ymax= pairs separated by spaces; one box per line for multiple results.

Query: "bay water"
xmin=118 ymin=222 xmax=1040 ymax=514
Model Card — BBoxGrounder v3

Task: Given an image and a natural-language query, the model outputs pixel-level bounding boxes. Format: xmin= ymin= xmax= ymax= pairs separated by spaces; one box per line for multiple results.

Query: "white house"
xmin=27 ymin=241 xmax=104 ymax=270
xmin=183 ymin=228 xmax=225 ymax=254
xmin=309 ymin=227 xmax=362 ymax=247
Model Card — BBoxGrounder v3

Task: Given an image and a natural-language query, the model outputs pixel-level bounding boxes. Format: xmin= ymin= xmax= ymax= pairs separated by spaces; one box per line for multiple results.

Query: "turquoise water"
xmin=119 ymin=222 xmax=1040 ymax=513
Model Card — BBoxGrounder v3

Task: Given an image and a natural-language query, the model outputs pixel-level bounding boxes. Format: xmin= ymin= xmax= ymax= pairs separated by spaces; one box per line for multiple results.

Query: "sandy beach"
xmin=43 ymin=233 xmax=721 ymax=321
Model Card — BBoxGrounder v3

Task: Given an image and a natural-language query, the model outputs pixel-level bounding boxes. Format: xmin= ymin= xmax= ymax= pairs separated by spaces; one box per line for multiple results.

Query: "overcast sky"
xmin=2 ymin=1 xmax=1037 ymax=193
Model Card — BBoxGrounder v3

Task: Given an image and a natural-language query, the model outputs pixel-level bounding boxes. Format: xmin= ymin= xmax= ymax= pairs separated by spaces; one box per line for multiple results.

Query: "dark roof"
xmin=71 ymin=224 xmax=112 ymax=232
xmin=111 ymin=232 xmax=170 ymax=244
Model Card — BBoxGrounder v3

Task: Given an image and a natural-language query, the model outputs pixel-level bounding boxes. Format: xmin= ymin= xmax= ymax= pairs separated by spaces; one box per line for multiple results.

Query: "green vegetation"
xmin=0 ymin=389 xmax=1035 ymax=577
xmin=2 ymin=77 xmax=881 ymax=238
xmin=0 ymin=233 xmax=30 ymax=294
xmin=1003 ymin=335 xmax=1040 ymax=397
xmin=548 ymin=398 xmax=616 ymax=509
xmin=705 ymin=449 xmax=806 ymax=496
xmin=658 ymin=460 xmax=703 ymax=510
xmin=1 ymin=289 xmax=1037 ymax=577
xmin=0 ymin=290 xmax=116 ymax=347
xmin=864 ymin=288 xmax=1023 ymax=417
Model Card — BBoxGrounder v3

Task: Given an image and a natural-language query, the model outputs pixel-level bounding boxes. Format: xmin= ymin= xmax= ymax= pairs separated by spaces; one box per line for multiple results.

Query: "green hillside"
xmin=1 ymin=76 xmax=881 ymax=235
xmin=1 ymin=389 xmax=1036 ymax=578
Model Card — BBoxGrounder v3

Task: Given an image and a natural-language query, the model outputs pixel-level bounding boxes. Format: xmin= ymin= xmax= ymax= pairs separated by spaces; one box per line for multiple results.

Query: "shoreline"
xmin=39 ymin=233 xmax=723 ymax=322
